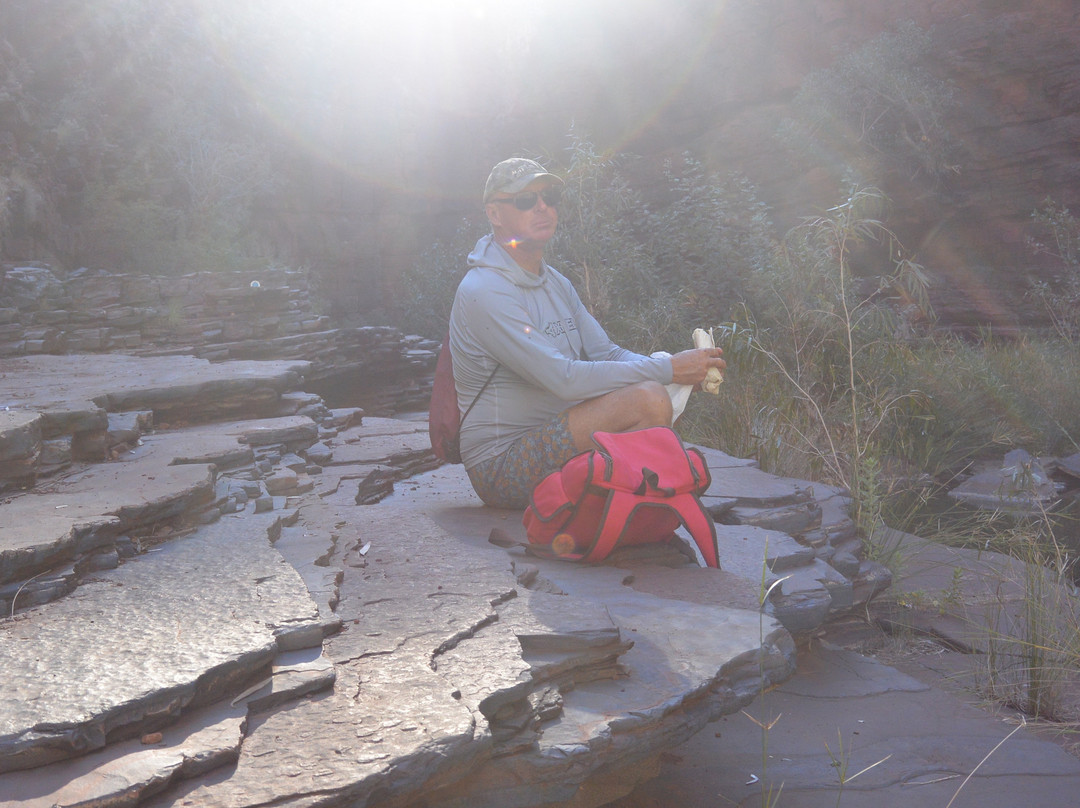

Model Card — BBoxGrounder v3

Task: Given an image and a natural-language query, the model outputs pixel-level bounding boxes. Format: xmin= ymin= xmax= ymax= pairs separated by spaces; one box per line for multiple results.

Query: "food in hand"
xmin=692 ymin=327 xmax=724 ymax=393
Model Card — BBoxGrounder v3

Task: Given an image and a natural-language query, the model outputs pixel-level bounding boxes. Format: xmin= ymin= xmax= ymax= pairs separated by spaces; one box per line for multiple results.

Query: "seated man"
xmin=450 ymin=157 xmax=726 ymax=508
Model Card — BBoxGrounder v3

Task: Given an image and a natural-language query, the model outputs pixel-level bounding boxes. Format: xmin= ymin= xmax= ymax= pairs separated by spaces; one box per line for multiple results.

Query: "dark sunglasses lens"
xmin=513 ymin=192 xmax=539 ymax=211
xmin=505 ymin=188 xmax=561 ymax=210
xmin=540 ymin=187 xmax=562 ymax=207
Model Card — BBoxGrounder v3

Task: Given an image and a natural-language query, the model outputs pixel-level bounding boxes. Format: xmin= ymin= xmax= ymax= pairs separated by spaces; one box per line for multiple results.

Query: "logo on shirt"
xmin=544 ymin=317 xmax=578 ymax=340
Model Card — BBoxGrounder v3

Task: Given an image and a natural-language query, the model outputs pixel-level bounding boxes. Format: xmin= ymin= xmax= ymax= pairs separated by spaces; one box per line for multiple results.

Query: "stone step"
xmin=311 ymin=417 xmax=441 ymax=506
xmin=703 ymin=463 xmax=815 ymax=508
xmin=0 ymin=513 xmax=327 ymax=777
xmin=0 ymin=353 xmax=314 ymax=498
xmin=694 ymin=520 xmax=876 ymax=636
xmin=724 ymin=498 xmax=824 ymax=535
xmin=0 ymin=416 xmax=321 ymax=612
xmin=714 ymin=523 xmax=817 ymax=574
xmin=0 ymin=647 xmax=335 ymax=808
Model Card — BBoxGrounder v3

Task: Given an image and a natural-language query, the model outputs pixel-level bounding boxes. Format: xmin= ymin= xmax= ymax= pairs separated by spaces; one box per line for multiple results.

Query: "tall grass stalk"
xmin=824 ymin=728 xmax=891 ymax=808
xmin=742 ymin=543 xmax=788 ymax=808
xmin=979 ymin=515 xmax=1080 ymax=721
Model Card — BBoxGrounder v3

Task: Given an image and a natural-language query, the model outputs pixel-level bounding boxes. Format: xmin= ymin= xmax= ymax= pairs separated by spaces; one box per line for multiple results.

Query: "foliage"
xmin=549 ymin=133 xmax=777 ymax=354
xmin=0 ymin=0 xmax=282 ymax=272
xmin=387 ymin=214 xmax=488 ymax=339
xmin=899 ymin=333 xmax=1080 ymax=459
xmin=636 ymin=155 xmax=774 ymax=344
xmin=547 ymin=131 xmax=665 ymax=349
xmin=716 ymin=188 xmax=934 ymax=502
xmin=779 ymin=20 xmax=959 ymax=185
xmin=1027 ymin=199 xmax=1080 ymax=342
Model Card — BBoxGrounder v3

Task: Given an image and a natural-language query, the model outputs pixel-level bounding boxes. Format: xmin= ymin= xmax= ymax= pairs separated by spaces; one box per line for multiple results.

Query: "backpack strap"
xmin=669 ymin=491 xmax=720 ymax=568
xmin=579 ymin=490 xmax=638 ymax=563
xmin=459 ymin=363 xmax=499 ymax=431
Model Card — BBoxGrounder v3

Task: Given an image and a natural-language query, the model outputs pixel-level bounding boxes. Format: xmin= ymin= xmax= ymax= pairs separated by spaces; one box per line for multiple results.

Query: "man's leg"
xmin=466 ymin=382 xmax=674 ymax=509
xmin=466 ymin=411 xmax=578 ymax=508
xmin=566 ymin=381 xmax=673 ymax=451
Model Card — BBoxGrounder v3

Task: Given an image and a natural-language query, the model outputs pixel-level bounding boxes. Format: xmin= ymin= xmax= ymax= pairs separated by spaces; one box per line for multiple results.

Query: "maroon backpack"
xmin=428 ymin=332 xmax=497 ymax=464
xmin=523 ymin=426 xmax=720 ymax=567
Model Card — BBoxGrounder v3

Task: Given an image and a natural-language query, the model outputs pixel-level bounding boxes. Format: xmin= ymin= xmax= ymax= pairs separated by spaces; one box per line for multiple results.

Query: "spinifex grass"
xmin=978 ymin=515 xmax=1080 ymax=722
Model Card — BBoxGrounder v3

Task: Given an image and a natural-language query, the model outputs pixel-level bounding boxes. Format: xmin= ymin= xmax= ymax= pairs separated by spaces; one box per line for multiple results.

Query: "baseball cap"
xmin=483 ymin=158 xmax=564 ymax=203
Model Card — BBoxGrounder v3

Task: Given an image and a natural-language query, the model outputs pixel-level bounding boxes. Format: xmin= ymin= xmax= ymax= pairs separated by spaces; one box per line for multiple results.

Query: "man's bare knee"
xmin=567 ymin=381 xmax=673 ymax=449
xmin=628 ymin=381 xmax=673 ymax=426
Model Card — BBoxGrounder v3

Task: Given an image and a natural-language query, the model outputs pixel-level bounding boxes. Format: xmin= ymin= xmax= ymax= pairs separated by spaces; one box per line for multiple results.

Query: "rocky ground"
xmin=0 ymin=351 xmax=903 ymax=807
xmin=4 ymin=258 xmax=1080 ymax=807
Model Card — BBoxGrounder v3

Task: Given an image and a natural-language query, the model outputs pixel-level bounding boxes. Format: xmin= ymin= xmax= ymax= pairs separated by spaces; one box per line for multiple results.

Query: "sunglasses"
xmin=492 ymin=187 xmax=563 ymax=211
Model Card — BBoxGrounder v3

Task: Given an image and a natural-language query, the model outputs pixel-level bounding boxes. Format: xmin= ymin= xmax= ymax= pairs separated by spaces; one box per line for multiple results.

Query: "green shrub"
xmin=387 ymin=215 xmax=487 ymax=339
xmin=705 ymin=188 xmax=933 ymax=496
xmin=1027 ymin=199 xmax=1080 ymax=343
xmin=779 ymin=20 xmax=959 ymax=185
xmin=900 ymin=333 xmax=1080 ymax=459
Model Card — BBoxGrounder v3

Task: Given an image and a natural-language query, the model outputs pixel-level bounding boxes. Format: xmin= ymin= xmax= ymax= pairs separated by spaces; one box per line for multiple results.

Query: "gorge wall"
xmin=1 ymin=1 xmax=1077 ymax=329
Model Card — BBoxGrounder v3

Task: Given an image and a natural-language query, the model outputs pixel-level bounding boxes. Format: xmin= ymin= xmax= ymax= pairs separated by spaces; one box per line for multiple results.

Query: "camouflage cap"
xmin=483 ymin=158 xmax=564 ymax=203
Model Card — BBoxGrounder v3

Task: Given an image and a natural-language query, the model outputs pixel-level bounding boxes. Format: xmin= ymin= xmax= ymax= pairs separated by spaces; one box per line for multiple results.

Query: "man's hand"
xmin=669 ymin=348 xmax=726 ymax=386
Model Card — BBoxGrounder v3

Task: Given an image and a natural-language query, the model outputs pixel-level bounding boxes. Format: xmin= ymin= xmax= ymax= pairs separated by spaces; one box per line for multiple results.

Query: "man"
xmin=450 ymin=157 xmax=725 ymax=508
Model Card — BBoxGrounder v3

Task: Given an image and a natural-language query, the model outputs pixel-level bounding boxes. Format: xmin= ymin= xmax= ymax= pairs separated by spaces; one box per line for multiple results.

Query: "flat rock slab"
xmin=612 ymin=642 xmax=1080 ymax=807
xmin=714 ymin=523 xmax=817 ymax=574
xmin=728 ymin=499 xmax=822 ymax=534
xmin=141 ymin=415 xmax=320 ymax=462
xmin=0 ymin=409 xmax=41 ymax=469
xmin=1058 ymin=452 xmax=1080 ymax=480
xmin=872 ymin=528 xmax=1079 ymax=672
xmin=436 ymin=557 xmax=796 ymax=807
xmin=164 ymin=507 xmax=516 ymax=808
xmin=0 ymin=513 xmax=320 ymax=774
xmin=696 ymin=446 xmax=759 ymax=470
xmin=0 ymin=353 xmax=310 ymax=432
xmin=0 ymin=701 xmax=248 ymax=808
xmin=165 ymin=488 xmax=795 ymax=808
xmin=948 ymin=452 xmax=1058 ymax=513
xmin=324 ymin=417 xmax=433 ymax=465
xmin=704 ymin=465 xmax=814 ymax=507
xmin=0 ymin=454 xmax=215 ymax=588
xmin=0 ymin=415 xmax=324 ymax=592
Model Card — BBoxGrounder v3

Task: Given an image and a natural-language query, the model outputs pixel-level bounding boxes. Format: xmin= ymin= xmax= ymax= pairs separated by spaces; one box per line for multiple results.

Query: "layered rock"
xmin=0 ymin=350 xmax=891 ymax=807
xmin=0 ymin=265 xmax=438 ymax=415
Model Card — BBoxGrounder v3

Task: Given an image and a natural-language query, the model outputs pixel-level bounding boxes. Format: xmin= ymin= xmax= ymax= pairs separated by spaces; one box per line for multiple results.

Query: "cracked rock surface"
xmin=0 ymin=352 xmax=891 ymax=808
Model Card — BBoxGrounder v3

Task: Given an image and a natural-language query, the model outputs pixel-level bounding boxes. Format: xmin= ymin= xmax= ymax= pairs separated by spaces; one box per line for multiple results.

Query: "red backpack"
xmin=523 ymin=426 xmax=720 ymax=567
xmin=428 ymin=332 xmax=497 ymax=464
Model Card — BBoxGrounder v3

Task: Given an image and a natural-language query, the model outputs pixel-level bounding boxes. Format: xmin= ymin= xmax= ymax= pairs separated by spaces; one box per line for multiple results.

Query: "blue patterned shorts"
xmin=466 ymin=411 xmax=577 ymax=509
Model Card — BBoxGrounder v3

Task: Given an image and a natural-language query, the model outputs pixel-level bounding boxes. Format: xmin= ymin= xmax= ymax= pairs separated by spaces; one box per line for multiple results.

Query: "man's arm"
xmin=559 ymin=271 xmax=725 ymax=384
xmin=457 ymin=278 xmax=672 ymax=401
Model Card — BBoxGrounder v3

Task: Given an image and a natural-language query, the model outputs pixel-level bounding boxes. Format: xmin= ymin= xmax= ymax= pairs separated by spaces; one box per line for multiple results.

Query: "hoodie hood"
xmin=467 ymin=234 xmax=546 ymax=289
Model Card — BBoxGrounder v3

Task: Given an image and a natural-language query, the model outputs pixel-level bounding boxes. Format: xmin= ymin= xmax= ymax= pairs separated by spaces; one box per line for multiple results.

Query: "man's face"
xmin=486 ymin=180 xmax=560 ymax=251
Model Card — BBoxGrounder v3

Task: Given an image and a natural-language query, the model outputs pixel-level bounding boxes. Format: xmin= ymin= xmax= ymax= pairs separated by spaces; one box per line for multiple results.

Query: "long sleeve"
xmin=455 ymin=270 xmax=670 ymax=402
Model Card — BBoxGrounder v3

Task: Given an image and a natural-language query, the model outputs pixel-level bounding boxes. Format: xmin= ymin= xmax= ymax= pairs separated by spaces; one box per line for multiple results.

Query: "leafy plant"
xmin=1027 ymin=199 xmax=1080 ymax=343
xmin=636 ymin=154 xmax=773 ymax=334
xmin=548 ymin=129 xmax=654 ymax=329
xmin=730 ymin=188 xmax=933 ymax=511
xmin=387 ymin=214 xmax=487 ymax=338
xmin=780 ymin=20 xmax=959 ymax=185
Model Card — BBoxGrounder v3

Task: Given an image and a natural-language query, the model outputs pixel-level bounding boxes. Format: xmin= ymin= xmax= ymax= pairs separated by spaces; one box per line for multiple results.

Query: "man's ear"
xmin=484 ymin=202 xmax=501 ymax=228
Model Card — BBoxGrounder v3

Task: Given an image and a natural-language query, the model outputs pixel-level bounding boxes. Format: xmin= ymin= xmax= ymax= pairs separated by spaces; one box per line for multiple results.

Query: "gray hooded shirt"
xmin=449 ymin=234 xmax=673 ymax=469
